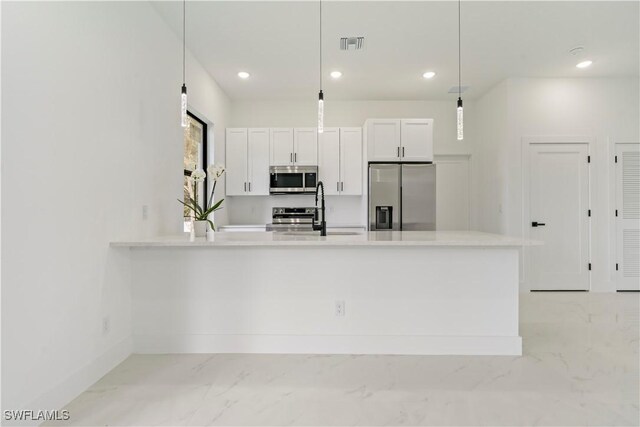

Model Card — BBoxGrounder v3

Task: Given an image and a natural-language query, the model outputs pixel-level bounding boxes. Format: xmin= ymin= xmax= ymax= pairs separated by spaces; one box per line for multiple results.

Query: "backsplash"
xmin=225 ymin=195 xmax=366 ymax=226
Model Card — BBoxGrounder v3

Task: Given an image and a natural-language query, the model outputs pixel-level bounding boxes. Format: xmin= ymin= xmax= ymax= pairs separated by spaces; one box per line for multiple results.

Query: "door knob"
xmin=531 ymin=221 xmax=546 ymax=227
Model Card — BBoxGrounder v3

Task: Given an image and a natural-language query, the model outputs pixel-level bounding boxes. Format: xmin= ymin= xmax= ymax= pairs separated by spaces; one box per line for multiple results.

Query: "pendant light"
xmin=456 ymin=0 xmax=463 ymax=140
xmin=180 ymin=0 xmax=188 ymax=128
xmin=317 ymin=0 xmax=324 ymax=134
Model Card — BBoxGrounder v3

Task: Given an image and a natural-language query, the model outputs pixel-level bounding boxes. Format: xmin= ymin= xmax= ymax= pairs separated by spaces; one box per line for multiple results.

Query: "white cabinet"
xmin=270 ymin=128 xmax=294 ymax=166
xmin=366 ymin=118 xmax=433 ymax=162
xmin=318 ymin=128 xmax=341 ymax=195
xmin=294 ymin=128 xmax=318 ymax=165
xmin=269 ymin=128 xmax=318 ymax=166
xmin=367 ymin=119 xmax=401 ymax=161
xmin=247 ymin=129 xmax=270 ymax=195
xmin=225 ymin=128 xmax=269 ymax=196
xmin=318 ymin=127 xmax=362 ymax=195
xmin=339 ymin=127 xmax=363 ymax=195
xmin=401 ymin=119 xmax=433 ymax=161
xmin=225 ymin=128 xmax=248 ymax=196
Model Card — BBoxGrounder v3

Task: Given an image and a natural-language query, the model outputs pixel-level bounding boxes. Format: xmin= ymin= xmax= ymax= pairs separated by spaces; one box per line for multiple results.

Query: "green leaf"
xmin=177 ymin=198 xmax=197 ymax=214
xmin=202 ymin=199 xmax=224 ymax=217
xmin=185 ymin=195 xmax=204 ymax=216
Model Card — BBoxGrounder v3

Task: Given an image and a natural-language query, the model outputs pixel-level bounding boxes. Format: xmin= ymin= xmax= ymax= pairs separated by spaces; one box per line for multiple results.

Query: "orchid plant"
xmin=179 ymin=164 xmax=225 ymax=231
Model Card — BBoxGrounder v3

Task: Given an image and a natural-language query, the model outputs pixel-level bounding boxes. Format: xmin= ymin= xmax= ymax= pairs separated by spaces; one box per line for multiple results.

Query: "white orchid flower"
xmin=207 ymin=164 xmax=226 ymax=180
xmin=191 ymin=169 xmax=206 ymax=183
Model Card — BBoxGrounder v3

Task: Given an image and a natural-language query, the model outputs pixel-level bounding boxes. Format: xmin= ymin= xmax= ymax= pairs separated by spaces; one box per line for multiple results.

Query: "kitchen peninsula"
xmin=112 ymin=231 xmax=533 ymax=356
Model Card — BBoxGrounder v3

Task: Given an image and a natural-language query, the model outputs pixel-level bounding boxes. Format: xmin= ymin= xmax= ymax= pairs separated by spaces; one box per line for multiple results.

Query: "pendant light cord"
xmin=182 ymin=0 xmax=186 ymax=85
xmin=319 ymin=0 xmax=322 ymax=91
xmin=458 ymin=0 xmax=461 ymax=96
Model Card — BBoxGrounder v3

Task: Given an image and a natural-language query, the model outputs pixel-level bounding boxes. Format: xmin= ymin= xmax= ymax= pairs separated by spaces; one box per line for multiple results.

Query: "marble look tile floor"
xmin=46 ymin=292 xmax=639 ymax=426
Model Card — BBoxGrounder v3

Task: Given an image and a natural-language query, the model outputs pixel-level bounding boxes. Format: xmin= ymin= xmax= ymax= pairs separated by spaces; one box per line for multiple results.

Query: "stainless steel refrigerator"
xmin=368 ymin=163 xmax=436 ymax=231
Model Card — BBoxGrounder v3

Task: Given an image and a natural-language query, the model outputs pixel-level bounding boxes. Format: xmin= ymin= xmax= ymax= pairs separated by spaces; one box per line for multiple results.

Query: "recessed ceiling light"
xmin=576 ymin=60 xmax=593 ymax=69
xmin=238 ymin=71 xmax=250 ymax=79
xmin=422 ymin=71 xmax=436 ymax=79
xmin=330 ymin=71 xmax=342 ymax=79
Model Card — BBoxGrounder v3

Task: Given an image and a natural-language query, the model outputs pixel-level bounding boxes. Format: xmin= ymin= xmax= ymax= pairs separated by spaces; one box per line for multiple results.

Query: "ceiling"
xmin=152 ymin=1 xmax=640 ymax=101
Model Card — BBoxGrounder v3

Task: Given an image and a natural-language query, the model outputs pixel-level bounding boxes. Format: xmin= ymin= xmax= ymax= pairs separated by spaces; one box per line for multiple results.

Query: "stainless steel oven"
xmin=269 ymin=166 xmax=318 ymax=194
xmin=266 ymin=207 xmax=317 ymax=232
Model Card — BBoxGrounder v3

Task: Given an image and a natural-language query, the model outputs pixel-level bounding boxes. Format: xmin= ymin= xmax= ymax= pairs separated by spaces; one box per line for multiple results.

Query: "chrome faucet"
xmin=313 ymin=181 xmax=327 ymax=237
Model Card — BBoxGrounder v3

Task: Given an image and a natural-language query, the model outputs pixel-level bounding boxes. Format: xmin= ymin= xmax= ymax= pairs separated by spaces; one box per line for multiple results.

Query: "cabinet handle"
xmin=248 ymin=182 xmax=251 ymax=192
xmin=294 ymin=153 xmax=297 ymax=163
xmin=244 ymin=182 xmax=247 ymax=192
xmin=402 ymin=147 xmax=405 ymax=157
xmin=341 ymin=182 xmax=344 ymax=191
xmin=397 ymin=147 xmax=400 ymax=158
xmin=337 ymin=182 xmax=340 ymax=192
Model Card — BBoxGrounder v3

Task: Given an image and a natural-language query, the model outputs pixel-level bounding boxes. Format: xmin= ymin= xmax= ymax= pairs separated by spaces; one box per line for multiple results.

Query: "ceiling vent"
xmin=340 ymin=37 xmax=364 ymax=50
xmin=448 ymin=86 xmax=470 ymax=94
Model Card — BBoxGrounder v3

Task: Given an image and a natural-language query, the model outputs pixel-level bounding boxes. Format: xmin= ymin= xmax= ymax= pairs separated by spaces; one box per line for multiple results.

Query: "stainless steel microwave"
xmin=269 ymin=166 xmax=318 ymax=194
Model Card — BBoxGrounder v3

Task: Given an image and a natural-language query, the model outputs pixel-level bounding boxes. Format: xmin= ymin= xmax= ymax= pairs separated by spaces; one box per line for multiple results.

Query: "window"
xmin=183 ymin=112 xmax=208 ymax=231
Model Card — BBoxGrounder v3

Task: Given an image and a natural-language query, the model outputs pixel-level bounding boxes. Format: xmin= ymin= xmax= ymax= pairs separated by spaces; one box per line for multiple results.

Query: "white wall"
xmin=227 ymin=100 xmax=476 ymax=225
xmin=475 ymin=77 xmax=640 ymax=291
xmin=473 ymin=80 xmax=509 ymax=233
xmin=1 ymin=1 xmax=230 ymax=415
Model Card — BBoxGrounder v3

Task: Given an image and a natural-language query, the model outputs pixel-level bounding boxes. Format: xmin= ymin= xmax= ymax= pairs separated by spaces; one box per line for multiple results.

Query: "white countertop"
xmin=111 ymin=231 xmax=539 ymax=248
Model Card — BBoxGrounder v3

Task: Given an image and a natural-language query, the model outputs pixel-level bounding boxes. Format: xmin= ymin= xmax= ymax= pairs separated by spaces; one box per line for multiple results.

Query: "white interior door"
xmin=616 ymin=143 xmax=640 ymax=291
xmin=247 ymin=128 xmax=270 ymax=195
xmin=339 ymin=127 xmax=363 ymax=196
xmin=270 ymin=128 xmax=293 ymax=166
xmin=318 ymin=128 xmax=340 ymax=195
xmin=225 ymin=129 xmax=248 ymax=196
xmin=529 ymin=143 xmax=590 ymax=290
xmin=434 ymin=155 xmax=470 ymax=230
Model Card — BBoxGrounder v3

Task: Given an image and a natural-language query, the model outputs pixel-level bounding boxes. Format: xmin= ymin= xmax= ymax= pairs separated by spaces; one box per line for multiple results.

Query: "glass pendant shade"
xmin=181 ymin=84 xmax=188 ymax=128
xmin=456 ymin=97 xmax=463 ymax=141
xmin=317 ymin=90 xmax=324 ymax=134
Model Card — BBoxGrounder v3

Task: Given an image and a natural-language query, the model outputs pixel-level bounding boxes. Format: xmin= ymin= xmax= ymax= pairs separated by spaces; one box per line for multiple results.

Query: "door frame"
xmin=521 ymin=136 xmax=593 ymax=291
xmin=609 ymin=140 xmax=640 ymax=290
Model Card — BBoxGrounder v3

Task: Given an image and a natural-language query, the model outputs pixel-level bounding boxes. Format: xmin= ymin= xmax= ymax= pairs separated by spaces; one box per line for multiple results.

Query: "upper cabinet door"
xmin=225 ymin=128 xmax=248 ymax=196
xmin=340 ymin=127 xmax=363 ymax=195
xmin=294 ymin=128 xmax=318 ymax=165
xmin=270 ymin=128 xmax=294 ymax=166
xmin=400 ymin=119 xmax=433 ymax=162
xmin=247 ymin=128 xmax=270 ymax=195
xmin=318 ymin=128 xmax=341 ymax=196
xmin=367 ymin=119 xmax=401 ymax=161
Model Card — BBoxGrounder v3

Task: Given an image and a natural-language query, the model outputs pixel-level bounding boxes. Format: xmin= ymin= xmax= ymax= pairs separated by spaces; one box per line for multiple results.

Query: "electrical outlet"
xmin=335 ymin=300 xmax=346 ymax=317
xmin=102 ymin=316 xmax=111 ymax=336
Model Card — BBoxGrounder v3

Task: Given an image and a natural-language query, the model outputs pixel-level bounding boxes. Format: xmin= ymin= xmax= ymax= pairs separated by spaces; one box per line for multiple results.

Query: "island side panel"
xmin=131 ymin=246 xmax=521 ymax=355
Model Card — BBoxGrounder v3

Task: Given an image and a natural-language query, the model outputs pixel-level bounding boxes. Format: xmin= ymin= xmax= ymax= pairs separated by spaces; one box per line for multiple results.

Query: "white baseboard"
xmin=134 ymin=334 xmax=522 ymax=356
xmin=13 ymin=337 xmax=132 ymax=426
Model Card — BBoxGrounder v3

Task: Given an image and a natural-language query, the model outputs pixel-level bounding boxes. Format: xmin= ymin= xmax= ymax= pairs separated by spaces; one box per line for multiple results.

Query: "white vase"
xmin=193 ymin=220 xmax=208 ymax=238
